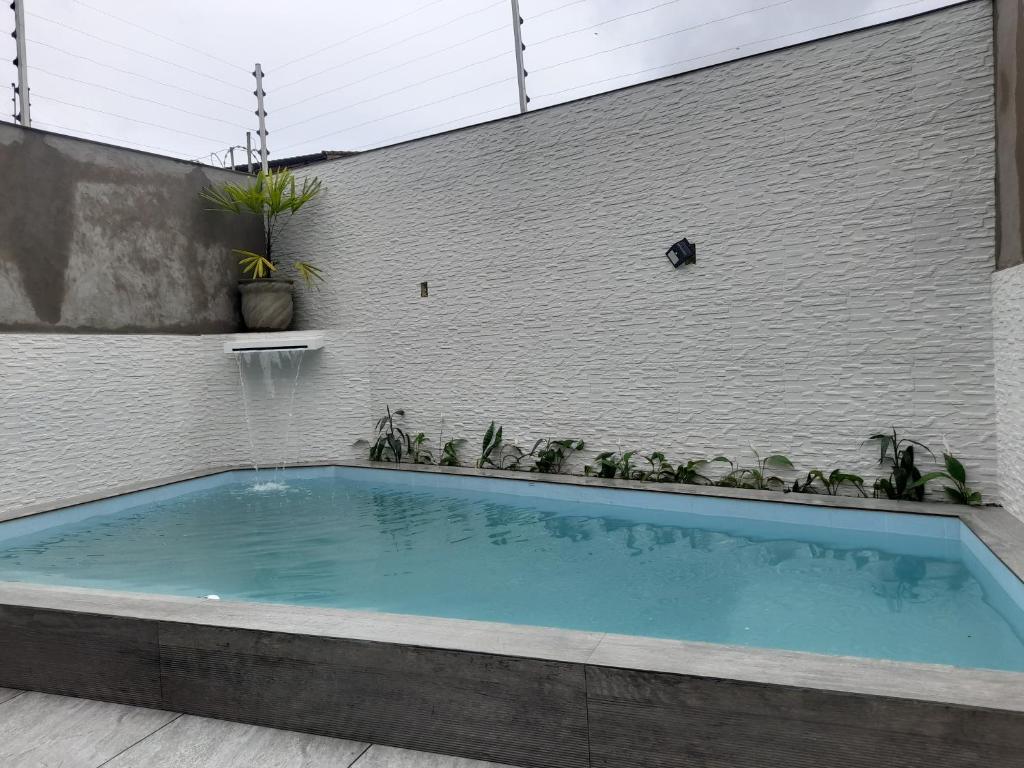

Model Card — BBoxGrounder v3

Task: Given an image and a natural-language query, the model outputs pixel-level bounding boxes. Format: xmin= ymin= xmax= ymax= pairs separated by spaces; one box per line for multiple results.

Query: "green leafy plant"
xmin=528 ymin=439 xmax=585 ymax=474
xmin=585 ymin=451 xmax=618 ymax=479
xmin=200 ymin=168 xmax=324 ymax=285
xmin=585 ymin=451 xmax=640 ymax=480
xmin=440 ymin=438 xmax=465 ymax=467
xmin=355 ymin=414 xmax=979 ymax=509
xmin=475 ymin=422 xmax=526 ymax=469
xmin=639 ymin=452 xmax=676 ymax=482
xmin=404 ymin=432 xmax=433 ymax=465
xmin=720 ymin=450 xmax=794 ymax=491
xmin=361 ymin=406 xmax=407 ymax=463
xmin=790 ymin=473 xmax=815 ymax=494
xmin=477 ymin=421 xmax=503 ymax=468
xmin=792 ymin=468 xmax=866 ymax=496
xmin=675 ymin=457 xmax=730 ymax=485
xmin=713 ymin=457 xmax=743 ymax=487
xmin=935 ymin=453 xmax=982 ymax=506
xmin=617 ymin=451 xmax=641 ymax=480
xmin=866 ymin=428 xmax=935 ymax=501
xmin=500 ymin=443 xmax=529 ymax=470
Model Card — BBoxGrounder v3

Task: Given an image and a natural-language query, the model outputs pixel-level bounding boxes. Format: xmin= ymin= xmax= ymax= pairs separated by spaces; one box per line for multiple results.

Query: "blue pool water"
xmin=1 ymin=467 xmax=1023 ymax=671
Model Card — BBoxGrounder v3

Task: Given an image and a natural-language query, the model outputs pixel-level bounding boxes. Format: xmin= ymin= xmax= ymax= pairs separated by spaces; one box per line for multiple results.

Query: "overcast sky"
xmin=2 ymin=0 xmax=962 ymax=165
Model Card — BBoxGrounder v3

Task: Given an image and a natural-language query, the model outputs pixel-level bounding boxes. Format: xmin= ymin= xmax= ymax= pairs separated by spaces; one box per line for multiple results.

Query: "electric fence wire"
xmin=295 ymin=0 xmax=939 ymax=154
xmin=274 ymin=0 xmax=451 ymax=71
xmin=352 ymin=102 xmax=517 ymax=151
xmin=533 ymin=0 xmax=941 ymax=97
xmin=23 ymin=0 xmax=942 ymax=161
xmin=31 ymin=65 xmax=253 ymax=130
xmin=65 ymin=0 xmax=249 ymax=73
xmin=272 ymin=0 xmax=801 ymax=140
xmin=189 ymin=147 xmax=249 ymax=167
xmin=531 ymin=0 xmax=800 ymax=73
xmin=275 ymin=76 xmax=515 ymax=154
xmin=31 ymin=93 xmax=234 ymax=145
xmin=275 ymin=0 xmax=508 ymax=91
xmin=187 ymin=144 xmax=252 ymax=165
xmin=25 ymin=38 xmax=252 ymax=112
xmin=275 ymin=21 xmax=509 ymax=112
xmin=529 ymin=0 xmax=590 ymax=22
xmin=31 ymin=118 xmax=194 ymax=158
xmin=273 ymin=0 xmax=798 ymax=148
xmin=275 ymin=48 xmax=510 ymax=132
xmin=26 ymin=11 xmax=250 ymax=92
xmin=529 ymin=0 xmax=795 ymax=48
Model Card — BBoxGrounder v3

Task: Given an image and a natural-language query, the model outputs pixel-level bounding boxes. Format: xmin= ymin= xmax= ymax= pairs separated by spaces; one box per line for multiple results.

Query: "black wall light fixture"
xmin=666 ymin=238 xmax=696 ymax=268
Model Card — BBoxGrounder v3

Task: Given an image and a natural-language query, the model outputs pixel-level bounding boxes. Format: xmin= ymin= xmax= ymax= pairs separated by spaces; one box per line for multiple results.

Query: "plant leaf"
xmin=294 ymin=261 xmax=324 ymax=287
xmin=908 ymin=471 xmax=945 ymax=489
xmin=943 ymin=454 xmax=967 ymax=484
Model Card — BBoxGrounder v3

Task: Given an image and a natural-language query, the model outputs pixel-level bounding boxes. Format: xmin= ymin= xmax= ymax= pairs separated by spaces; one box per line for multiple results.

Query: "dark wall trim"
xmin=996 ymin=0 xmax=1024 ymax=270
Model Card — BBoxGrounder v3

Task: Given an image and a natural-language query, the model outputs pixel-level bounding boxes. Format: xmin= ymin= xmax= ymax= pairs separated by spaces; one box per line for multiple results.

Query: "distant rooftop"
xmin=234 ymin=150 xmax=357 ymax=172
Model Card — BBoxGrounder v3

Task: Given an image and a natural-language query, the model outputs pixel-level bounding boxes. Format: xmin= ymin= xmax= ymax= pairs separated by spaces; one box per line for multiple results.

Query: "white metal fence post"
xmin=510 ymin=0 xmax=528 ymax=114
xmin=11 ymin=0 xmax=31 ymax=126
xmin=253 ymin=63 xmax=269 ymax=173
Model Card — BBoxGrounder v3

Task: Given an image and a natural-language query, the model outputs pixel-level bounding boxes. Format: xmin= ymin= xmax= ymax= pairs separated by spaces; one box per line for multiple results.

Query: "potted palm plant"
xmin=201 ymin=168 xmax=324 ymax=331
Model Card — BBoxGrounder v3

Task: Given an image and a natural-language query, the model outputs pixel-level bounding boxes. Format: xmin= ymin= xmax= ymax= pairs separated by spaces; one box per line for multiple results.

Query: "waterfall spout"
xmin=229 ymin=336 xmax=320 ymax=486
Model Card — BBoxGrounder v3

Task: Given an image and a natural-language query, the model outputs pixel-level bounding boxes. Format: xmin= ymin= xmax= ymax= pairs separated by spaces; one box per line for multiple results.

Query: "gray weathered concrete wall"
xmin=0 ymin=125 xmax=262 ymax=333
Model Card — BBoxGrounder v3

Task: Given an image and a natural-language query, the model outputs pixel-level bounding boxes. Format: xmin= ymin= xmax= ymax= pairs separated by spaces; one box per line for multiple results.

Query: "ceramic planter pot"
xmin=238 ymin=278 xmax=294 ymax=331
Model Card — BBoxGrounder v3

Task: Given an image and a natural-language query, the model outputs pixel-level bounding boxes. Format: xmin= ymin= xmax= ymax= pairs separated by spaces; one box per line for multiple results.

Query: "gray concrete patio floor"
xmin=0 ymin=688 xmax=523 ymax=768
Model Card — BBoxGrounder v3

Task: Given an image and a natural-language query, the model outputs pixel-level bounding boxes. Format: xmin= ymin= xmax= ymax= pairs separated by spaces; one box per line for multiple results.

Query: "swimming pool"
xmin=1 ymin=466 xmax=1022 ymax=672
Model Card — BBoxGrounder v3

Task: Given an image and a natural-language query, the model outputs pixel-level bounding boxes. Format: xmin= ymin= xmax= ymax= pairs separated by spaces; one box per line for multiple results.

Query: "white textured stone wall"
xmin=0 ymin=2 xmax=1004 ymax=511
xmin=281 ymin=2 xmax=999 ymax=494
xmin=995 ymin=264 xmax=1024 ymax=520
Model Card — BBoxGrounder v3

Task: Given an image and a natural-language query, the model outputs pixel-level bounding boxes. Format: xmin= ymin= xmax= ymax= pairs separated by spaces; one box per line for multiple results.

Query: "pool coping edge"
xmin=1 ymin=580 xmax=1023 ymax=715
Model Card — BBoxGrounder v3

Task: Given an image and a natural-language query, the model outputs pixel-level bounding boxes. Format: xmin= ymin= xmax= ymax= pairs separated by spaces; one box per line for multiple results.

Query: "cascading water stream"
xmin=234 ymin=348 xmax=307 ymax=491
xmin=235 ymin=353 xmax=261 ymax=484
xmin=273 ymin=349 xmax=304 ymax=486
